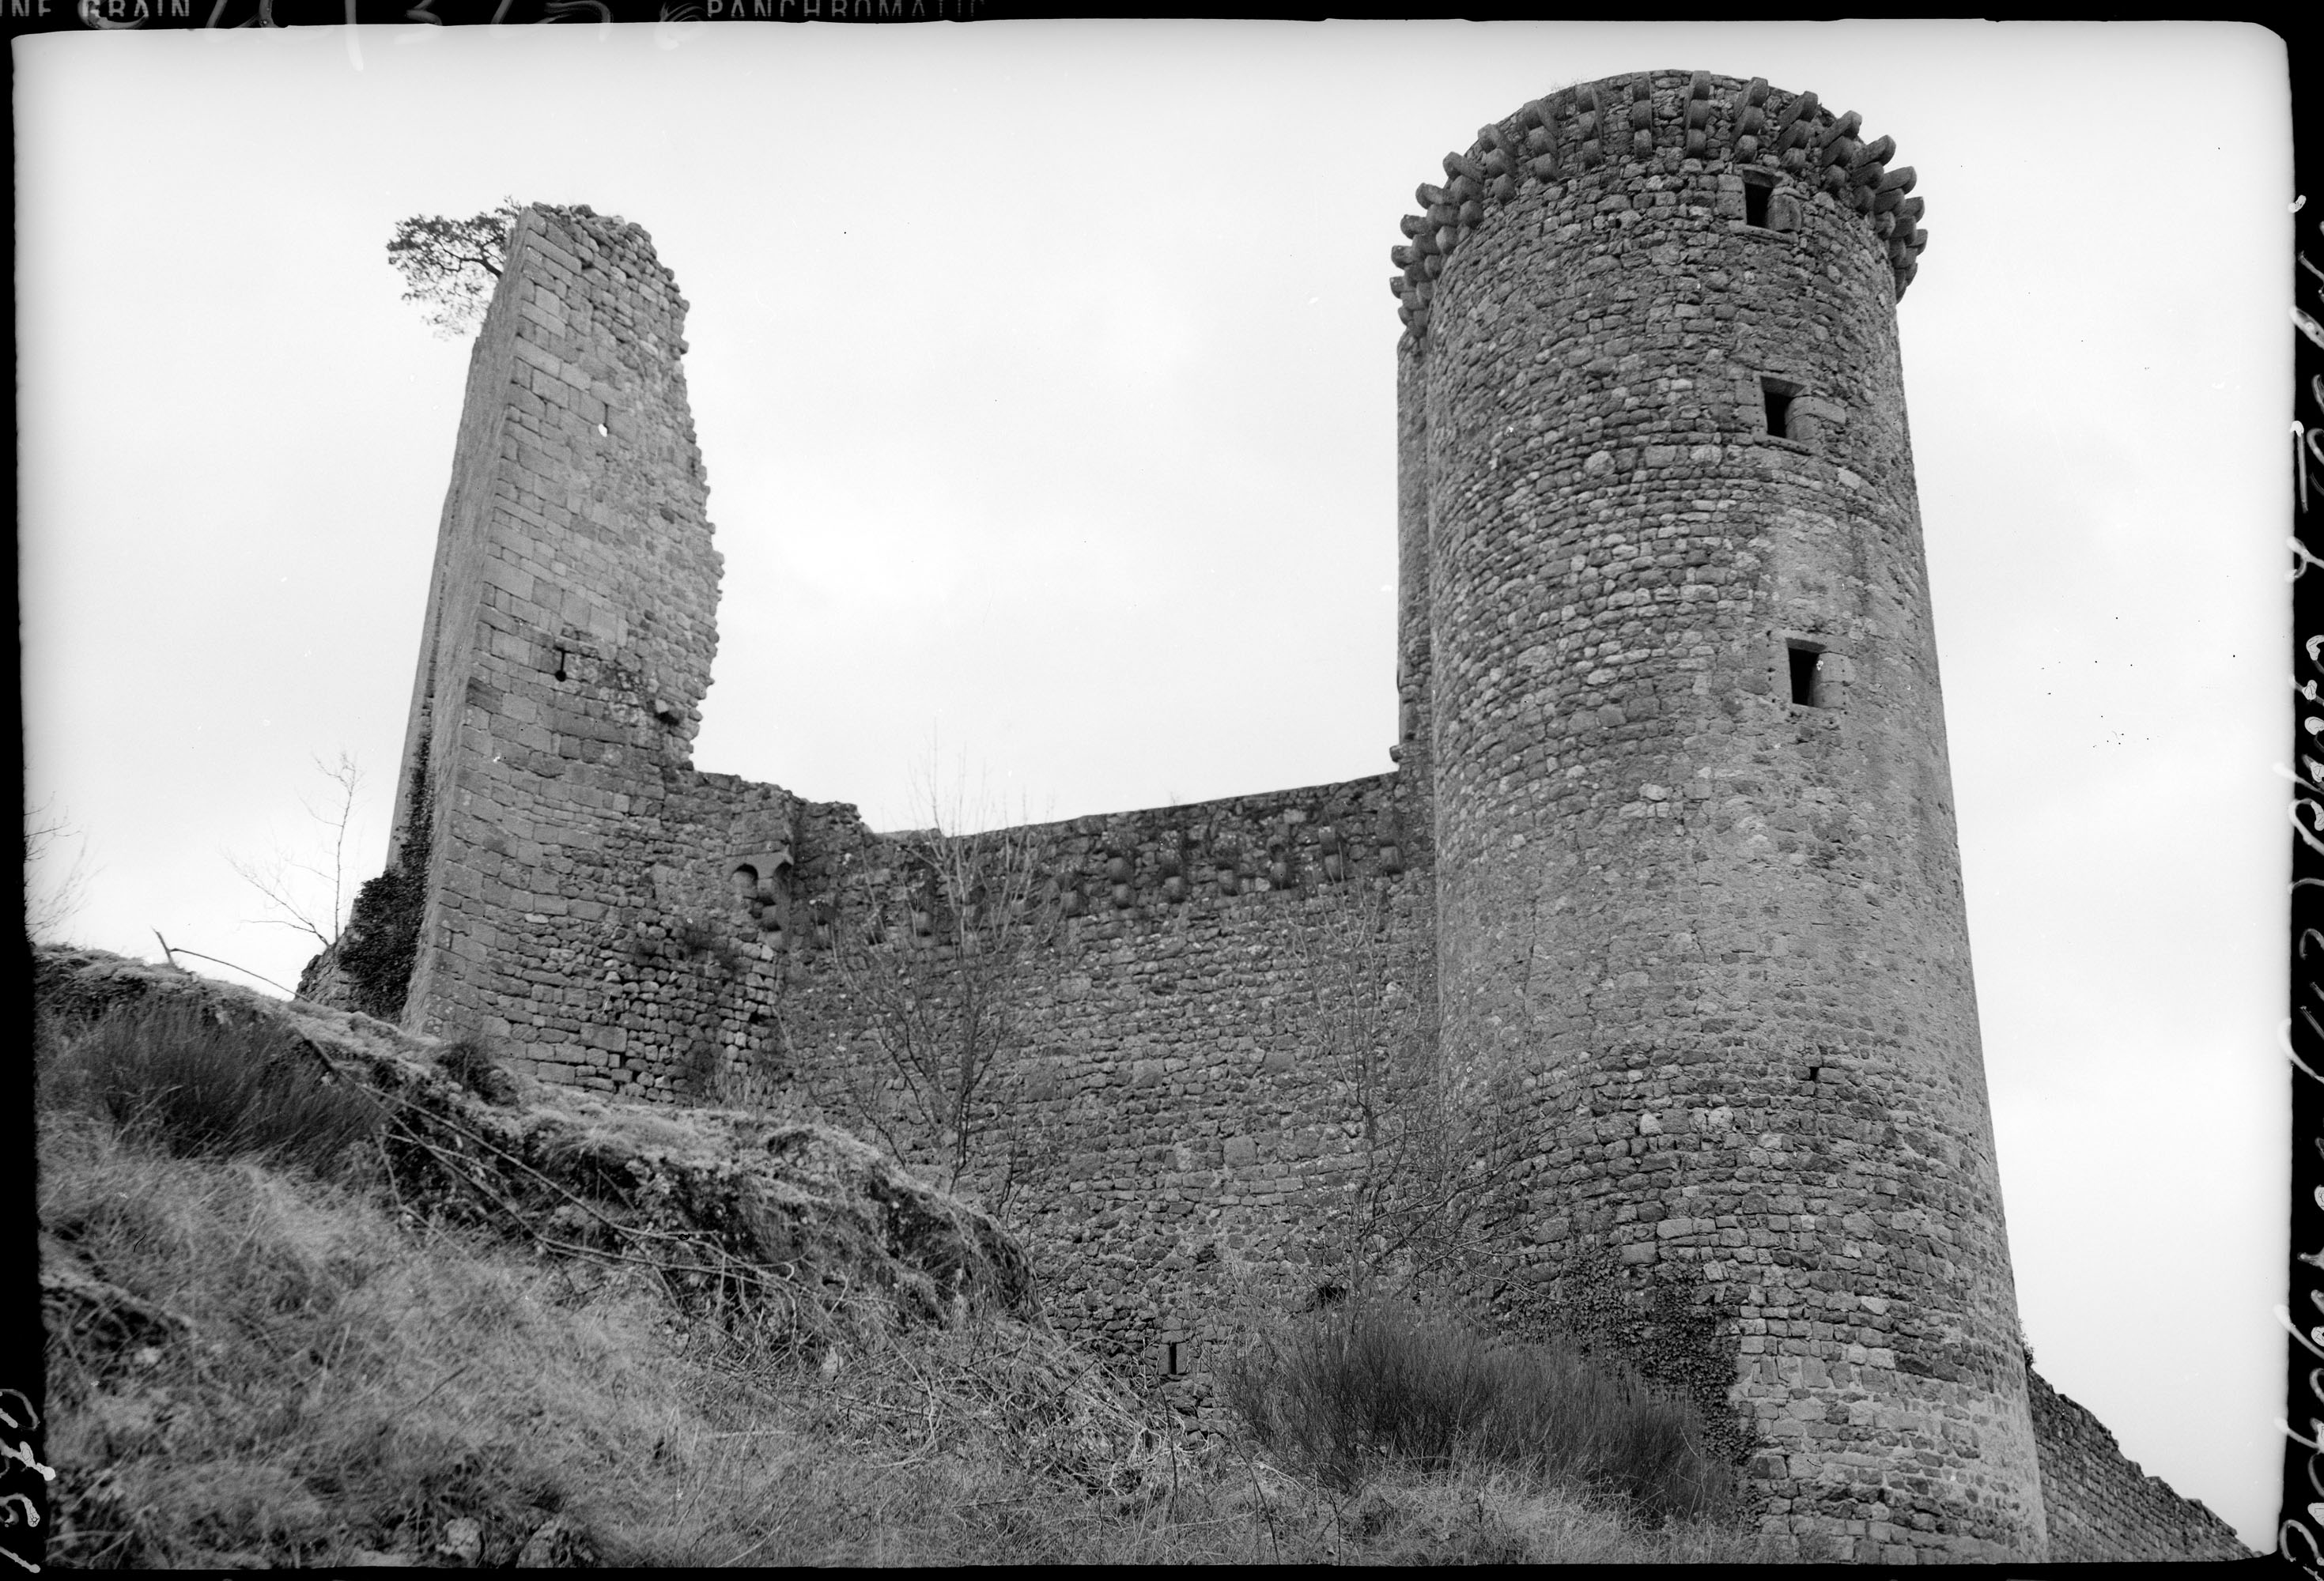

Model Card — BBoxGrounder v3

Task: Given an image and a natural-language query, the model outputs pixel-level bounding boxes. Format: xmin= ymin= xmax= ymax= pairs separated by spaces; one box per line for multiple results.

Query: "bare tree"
xmin=806 ymin=764 xmax=1056 ymax=1199
xmin=225 ymin=751 xmax=366 ymax=953
xmin=25 ymin=797 xmax=98 ymax=943
xmin=386 ymin=199 xmax=522 ymax=338
xmin=1287 ymin=874 xmax=1512 ymax=1296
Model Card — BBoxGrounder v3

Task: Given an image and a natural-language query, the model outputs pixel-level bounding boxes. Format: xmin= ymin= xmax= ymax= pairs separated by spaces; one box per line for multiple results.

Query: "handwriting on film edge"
xmin=2284 ymin=191 xmax=2324 ymax=1574
xmin=0 ymin=1390 xmax=47 ymax=1573
xmin=38 ymin=0 xmax=981 ymax=28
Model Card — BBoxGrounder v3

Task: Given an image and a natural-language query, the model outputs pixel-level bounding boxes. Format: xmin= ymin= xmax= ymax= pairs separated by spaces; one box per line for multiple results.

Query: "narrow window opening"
xmin=1805 ymin=1064 xmax=1823 ymax=1083
xmin=1787 ymin=643 xmax=1823 ymax=707
xmin=1763 ymin=379 xmax=1796 ymax=440
xmin=1163 ymin=1341 xmax=1190 ymax=1377
xmin=554 ymin=648 xmax=568 ymax=681
xmin=1742 ymin=174 xmax=1773 ymax=228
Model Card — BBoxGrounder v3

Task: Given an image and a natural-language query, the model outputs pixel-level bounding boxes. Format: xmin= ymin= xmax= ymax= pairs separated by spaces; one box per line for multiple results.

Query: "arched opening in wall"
xmin=730 ymin=864 xmax=759 ymax=903
xmin=1741 ymin=171 xmax=1774 ymax=228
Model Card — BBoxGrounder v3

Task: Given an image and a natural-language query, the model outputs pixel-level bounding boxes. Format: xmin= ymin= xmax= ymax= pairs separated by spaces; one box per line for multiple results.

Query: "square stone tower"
xmin=386 ymin=205 xmax=725 ymax=1044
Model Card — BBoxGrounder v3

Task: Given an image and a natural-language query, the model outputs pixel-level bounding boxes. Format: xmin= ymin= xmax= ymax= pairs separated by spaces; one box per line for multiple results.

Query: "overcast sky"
xmin=16 ymin=19 xmax=2289 ymax=1548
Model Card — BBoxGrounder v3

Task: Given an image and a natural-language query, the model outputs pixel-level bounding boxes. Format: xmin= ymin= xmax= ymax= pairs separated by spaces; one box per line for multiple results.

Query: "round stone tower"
xmin=1392 ymin=72 xmax=2043 ymax=1561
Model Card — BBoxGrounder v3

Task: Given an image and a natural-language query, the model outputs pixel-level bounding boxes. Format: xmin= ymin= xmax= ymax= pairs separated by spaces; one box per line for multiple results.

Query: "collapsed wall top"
xmin=1388 ymin=70 xmax=1929 ymax=342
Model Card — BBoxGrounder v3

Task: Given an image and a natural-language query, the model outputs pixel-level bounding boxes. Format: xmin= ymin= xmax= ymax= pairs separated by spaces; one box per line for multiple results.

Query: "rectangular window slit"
xmin=1763 ymin=379 xmax=1795 ymax=440
xmin=1787 ymin=643 xmax=1823 ymax=707
xmin=1742 ymin=174 xmax=1773 ymax=228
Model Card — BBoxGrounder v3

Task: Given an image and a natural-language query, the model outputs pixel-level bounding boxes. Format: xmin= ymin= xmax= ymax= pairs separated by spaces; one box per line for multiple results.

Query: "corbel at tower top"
xmin=1387 ymin=69 xmax=1929 ymax=345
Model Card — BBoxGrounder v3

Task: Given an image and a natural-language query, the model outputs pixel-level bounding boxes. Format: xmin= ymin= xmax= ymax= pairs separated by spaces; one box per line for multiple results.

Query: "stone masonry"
xmin=373 ymin=75 xmax=2247 ymax=1564
xmin=1410 ymin=71 xmax=2033 ymax=1561
xmin=2025 ymin=1364 xmax=2250 ymax=1560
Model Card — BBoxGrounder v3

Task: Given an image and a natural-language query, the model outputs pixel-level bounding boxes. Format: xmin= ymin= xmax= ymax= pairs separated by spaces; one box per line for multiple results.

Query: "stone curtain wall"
xmin=426 ymin=739 xmax=1442 ymax=1398
xmin=377 ymin=239 xmax=1453 ymax=1398
xmin=2026 ymin=1367 xmax=2250 ymax=1560
xmin=490 ymin=770 xmax=818 ymax=1097
xmin=686 ymin=775 xmax=1439 ymax=1403
xmin=370 ymin=208 xmax=1442 ymax=1349
xmin=1406 ymin=73 xmax=2042 ymax=1560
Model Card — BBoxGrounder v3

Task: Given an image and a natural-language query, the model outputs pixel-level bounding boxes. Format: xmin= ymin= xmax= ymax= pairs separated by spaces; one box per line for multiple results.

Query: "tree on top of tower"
xmin=386 ymin=198 xmax=523 ymax=338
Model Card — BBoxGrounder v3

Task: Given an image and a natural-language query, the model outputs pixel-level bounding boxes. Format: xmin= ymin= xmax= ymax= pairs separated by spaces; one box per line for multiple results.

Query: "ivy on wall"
xmin=335 ymin=738 xmax=433 ymax=1023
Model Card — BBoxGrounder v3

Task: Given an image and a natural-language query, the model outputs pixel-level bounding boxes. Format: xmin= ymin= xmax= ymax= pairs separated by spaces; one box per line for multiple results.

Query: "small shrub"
xmin=40 ymin=999 xmax=385 ymax=1178
xmin=436 ymin=1035 xmax=516 ymax=1105
xmin=1222 ymin=1294 xmax=1736 ymax=1526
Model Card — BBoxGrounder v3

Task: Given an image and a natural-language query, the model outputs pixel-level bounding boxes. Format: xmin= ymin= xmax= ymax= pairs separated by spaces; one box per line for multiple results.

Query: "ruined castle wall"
xmin=395 ymin=206 xmax=727 ymax=1049
xmin=1408 ymin=74 xmax=2040 ymax=1561
xmin=928 ymin=781 xmax=1434 ymax=1398
xmin=466 ymin=766 xmax=804 ymax=1095
xmin=386 ymin=138 xmax=2233 ymax=1568
xmin=675 ymin=774 xmax=1440 ymax=1398
xmin=383 ymin=216 xmax=1448 ymax=1379
xmin=393 ymin=405 xmax=1449 ymax=1383
xmin=482 ymin=764 xmax=1438 ymax=1396
xmin=2027 ymin=1367 xmax=2250 ymax=1561
xmin=447 ymin=759 xmax=1444 ymax=1401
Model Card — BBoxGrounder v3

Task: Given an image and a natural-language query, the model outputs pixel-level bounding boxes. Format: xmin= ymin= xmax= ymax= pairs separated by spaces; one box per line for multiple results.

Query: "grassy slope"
xmin=37 ymin=983 xmax=1767 ymax=1566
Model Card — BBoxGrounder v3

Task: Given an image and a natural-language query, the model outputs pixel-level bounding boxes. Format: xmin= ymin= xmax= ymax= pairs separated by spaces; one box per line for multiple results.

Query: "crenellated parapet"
xmin=694 ymin=775 xmax=1423 ymax=958
xmin=1389 ymin=70 xmax=1928 ymax=345
xmin=1038 ymin=781 xmax=1415 ymax=919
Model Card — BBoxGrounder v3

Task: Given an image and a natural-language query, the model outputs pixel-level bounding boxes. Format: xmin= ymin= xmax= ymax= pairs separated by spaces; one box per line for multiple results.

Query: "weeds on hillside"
xmin=36 ymin=1104 xmax=1207 ymax=1568
xmin=39 ymin=998 xmax=384 ymax=1178
xmin=40 ymin=1110 xmax=690 ymax=1567
xmin=34 ymin=988 xmax=1764 ymax=1566
xmin=1223 ymin=1292 xmax=1739 ymax=1527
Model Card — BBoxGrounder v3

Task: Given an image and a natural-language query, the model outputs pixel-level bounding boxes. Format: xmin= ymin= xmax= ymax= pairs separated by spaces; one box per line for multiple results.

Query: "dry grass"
xmin=37 ymin=1004 xmax=1768 ymax=1566
xmin=39 ymin=998 xmax=384 ymax=1178
xmin=42 ymin=1111 xmax=693 ymax=1566
xmin=1224 ymin=1292 xmax=1740 ymax=1526
xmin=39 ymin=1106 xmax=1215 ymax=1567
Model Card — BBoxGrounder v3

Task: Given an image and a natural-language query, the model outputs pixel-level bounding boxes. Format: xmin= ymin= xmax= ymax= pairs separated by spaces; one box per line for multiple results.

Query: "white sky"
xmin=16 ymin=19 xmax=2289 ymax=1549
